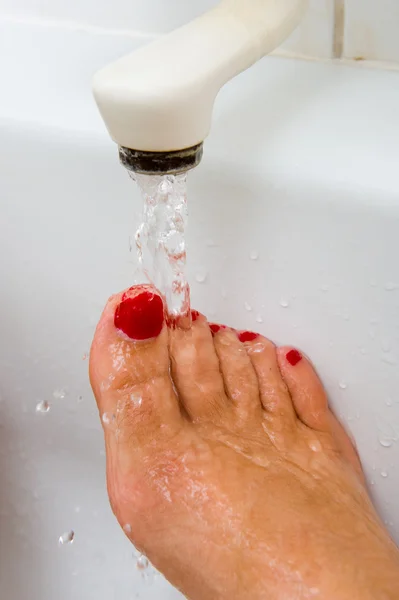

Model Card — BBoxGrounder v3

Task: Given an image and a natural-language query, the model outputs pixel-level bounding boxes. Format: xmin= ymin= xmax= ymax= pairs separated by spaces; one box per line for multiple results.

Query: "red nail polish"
xmin=238 ymin=331 xmax=258 ymax=343
xmin=210 ymin=324 xmax=221 ymax=334
xmin=286 ymin=349 xmax=302 ymax=366
xmin=114 ymin=291 xmax=164 ymax=340
xmin=191 ymin=310 xmax=200 ymax=322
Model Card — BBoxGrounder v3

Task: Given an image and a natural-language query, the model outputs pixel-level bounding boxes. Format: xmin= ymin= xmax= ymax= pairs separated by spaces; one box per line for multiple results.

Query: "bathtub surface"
xmin=1 ymin=39 xmax=399 ymax=600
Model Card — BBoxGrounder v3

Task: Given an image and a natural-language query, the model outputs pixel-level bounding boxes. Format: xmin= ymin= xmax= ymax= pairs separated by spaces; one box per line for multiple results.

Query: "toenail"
xmin=191 ymin=310 xmax=200 ymax=322
xmin=114 ymin=291 xmax=164 ymax=340
xmin=209 ymin=323 xmax=227 ymax=335
xmin=286 ymin=349 xmax=302 ymax=366
xmin=238 ymin=331 xmax=258 ymax=343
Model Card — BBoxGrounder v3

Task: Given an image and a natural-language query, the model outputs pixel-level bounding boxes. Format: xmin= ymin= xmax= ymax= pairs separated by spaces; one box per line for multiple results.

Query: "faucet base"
xmin=119 ymin=143 xmax=203 ymax=175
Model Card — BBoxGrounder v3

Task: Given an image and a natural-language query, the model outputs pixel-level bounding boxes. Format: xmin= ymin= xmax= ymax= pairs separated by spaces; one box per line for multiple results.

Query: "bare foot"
xmin=90 ymin=286 xmax=399 ymax=600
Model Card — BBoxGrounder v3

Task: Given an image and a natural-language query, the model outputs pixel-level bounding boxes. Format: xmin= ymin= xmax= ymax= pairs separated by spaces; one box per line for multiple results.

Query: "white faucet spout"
xmin=93 ymin=0 xmax=308 ymax=155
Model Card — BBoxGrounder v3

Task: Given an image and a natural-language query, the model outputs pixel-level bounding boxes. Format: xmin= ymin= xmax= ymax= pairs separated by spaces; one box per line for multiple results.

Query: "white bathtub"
xmin=1 ymin=21 xmax=399 ymax=600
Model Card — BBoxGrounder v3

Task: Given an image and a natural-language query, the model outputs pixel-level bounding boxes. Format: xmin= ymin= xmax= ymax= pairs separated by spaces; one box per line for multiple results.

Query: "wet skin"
xmin=90 ymin=286 xmax=399 ymax=600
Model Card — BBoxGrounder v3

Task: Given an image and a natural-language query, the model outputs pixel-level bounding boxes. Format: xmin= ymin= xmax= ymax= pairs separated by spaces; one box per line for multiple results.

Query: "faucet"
xmin=93 ymin=0 xmax=308 ymax=175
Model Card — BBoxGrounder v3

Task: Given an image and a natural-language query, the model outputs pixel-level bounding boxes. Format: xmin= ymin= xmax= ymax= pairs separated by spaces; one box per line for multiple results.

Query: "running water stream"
xmin=133 ymin=173 xmax=191 ymax=324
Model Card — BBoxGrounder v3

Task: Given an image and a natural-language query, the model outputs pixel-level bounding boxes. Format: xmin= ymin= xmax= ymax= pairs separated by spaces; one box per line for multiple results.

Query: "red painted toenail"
xmin=191 ymin=310 xmax=200 ymax=322
xmin=238 ymin=331 xmax=258 ymax=343
xmin=286 ymin=349 xmax=302 ymax=366
xmin=114 ymin=291 xmax=164 ymax=340
xmin=210 ymin=324 xmax=221 ymax=334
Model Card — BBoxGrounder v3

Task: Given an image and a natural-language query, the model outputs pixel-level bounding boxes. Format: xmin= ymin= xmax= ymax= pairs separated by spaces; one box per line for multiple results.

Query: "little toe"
xmin=277 ymin=347 xmax=364 ymax=476
xmin=276 ymin=347 xmax=330 ymax=432
xmin=168 ymin=313 xmax=228 ymax=422
xmin=90 ymin=285 xmax=183 ymax=455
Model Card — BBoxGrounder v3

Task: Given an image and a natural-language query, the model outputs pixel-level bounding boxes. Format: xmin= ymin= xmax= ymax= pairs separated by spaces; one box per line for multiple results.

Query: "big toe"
xmin=90 ymin=284 xmax=183 ymax=475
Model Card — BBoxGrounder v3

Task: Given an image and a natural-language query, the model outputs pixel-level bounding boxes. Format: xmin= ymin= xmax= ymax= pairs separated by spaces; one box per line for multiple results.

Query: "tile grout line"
xmin=333 ymin=0 xmax=345 ymax=59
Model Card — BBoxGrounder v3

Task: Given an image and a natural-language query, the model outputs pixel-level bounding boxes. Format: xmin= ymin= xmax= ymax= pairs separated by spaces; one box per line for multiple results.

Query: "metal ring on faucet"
xmin=119 ymin=143 xmax=204 ymax=175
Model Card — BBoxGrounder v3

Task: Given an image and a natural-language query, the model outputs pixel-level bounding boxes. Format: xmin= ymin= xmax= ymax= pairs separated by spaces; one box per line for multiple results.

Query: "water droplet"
xmin=59 ymin=530 xmax=74 ymax=545
xmin=320 ymin=284 xmax=329 ymax=292
xmin=244 ymin=302 xmax=252 ymax=312
xmin=195 ymin=270 xmax=208 ymax=284
xmin=77 ymin=395 xmax=84 ymax=404
xmin=385 ymin=282 xmax=399 ymax=292
xmin=256 ymin=315 xmax=264 ymax=324
xmin=82 ymin=353 xmax=88 ymax=361
xmin=370 ymin=279 xmax=378 ymax=287
xmin=386 ymin=398 xmax=393 ymax=407
xmin=123 ymin=524 xmax=132 ymax=534
xmin=36 ymin=400 xmax=50 ymax=414
xmin=360 ymin=348 xmax=367 ymax=355
xmin=381 ymin=354 xmax=397 ymax=366
xmin=249 ymin=250 xmax=259 ymax=261
xmin=247 ymin=343 xmax=266 ymax=355
xmin=130 ymin=394 xmax=142 ymax=407
xmin=136 ymin=555 xmax=149 ymax=571
xmin=309 ymin=441 xmax=322 ymax=453
xmin=381 ymin=339 xmax=392 ymax=353
xmin=339 ymin=382 xmax=348 ymax=390
xmin=380 ymin=439 xmax=393 ymax=448
xmin=381 ymin=470 xmax=388 ymax=478
xmin=280 ymin=299 xmax=289 ymax=308
xmin=53 ymin=389 xmax=67 ymax=400
xmin=159 ymin=179 xmax=173 ymax=195
xmin=102 ymin=413 xmax=115 ymax=426
xmin=370 ymin=480 xmax=375 ymax=486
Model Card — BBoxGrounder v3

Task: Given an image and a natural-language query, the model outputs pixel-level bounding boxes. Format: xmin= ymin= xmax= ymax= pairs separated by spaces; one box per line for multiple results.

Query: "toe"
xmin=240 ymin=333 xmax=296 ymax=426
xmin=168 ymin=313 xmax=228 ymax=422
xmin=277 ymin=347 xmax=364 ymax=476
xmin=211 ymin=327 xmax=261 ymax=422
xmin=276 ymin=347 xmax=330 ymax=431
xmin=90 ymin=285 xmax=183 ymax=457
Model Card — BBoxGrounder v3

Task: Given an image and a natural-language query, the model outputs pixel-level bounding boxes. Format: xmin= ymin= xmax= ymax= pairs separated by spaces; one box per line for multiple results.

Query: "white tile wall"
xmin=343 ymin=0 xmax=399 ymax=63
xmin=1 ymin=0 xmax=399 ymax=66
xmin=0 ymin=0 xmax=218 ymax=34
xmin=278 ymin=0 xmax=335 ymax=59
xmin=0 ymin=0 xmax=336 ymax=59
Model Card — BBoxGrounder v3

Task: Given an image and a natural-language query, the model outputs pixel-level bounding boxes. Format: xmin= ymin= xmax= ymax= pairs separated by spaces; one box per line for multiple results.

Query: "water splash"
xmin=133 ymin=173 xmax=190 ymax=319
